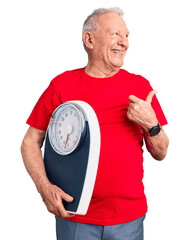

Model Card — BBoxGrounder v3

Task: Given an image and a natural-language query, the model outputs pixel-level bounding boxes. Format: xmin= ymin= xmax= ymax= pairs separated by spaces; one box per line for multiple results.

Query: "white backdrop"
xmin=1 ymin=0 xmax=189 ymax=239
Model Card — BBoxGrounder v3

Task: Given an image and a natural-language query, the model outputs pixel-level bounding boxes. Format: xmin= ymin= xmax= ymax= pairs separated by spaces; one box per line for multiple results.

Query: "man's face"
xmin=91 ymin=12 xmax=129 ymax=72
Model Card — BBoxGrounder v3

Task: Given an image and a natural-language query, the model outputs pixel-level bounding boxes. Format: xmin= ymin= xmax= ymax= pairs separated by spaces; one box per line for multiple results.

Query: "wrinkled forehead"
xmin=98 ymin=12 xmax=128 ymax=32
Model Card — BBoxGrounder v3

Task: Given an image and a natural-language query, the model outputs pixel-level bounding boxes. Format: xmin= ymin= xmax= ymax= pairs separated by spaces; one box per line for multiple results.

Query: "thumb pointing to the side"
xmin=145 ymin=90 xmax=157 ymax=103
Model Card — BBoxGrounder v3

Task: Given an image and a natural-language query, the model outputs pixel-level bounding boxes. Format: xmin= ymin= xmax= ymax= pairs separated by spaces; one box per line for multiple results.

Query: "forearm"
xmin=21 ymin=126 xmax=74 ymax=218
xmin=144 ymin=127 xmax=169 ymax=160
xmin=21 ymin=128 xmax=50 ymax=192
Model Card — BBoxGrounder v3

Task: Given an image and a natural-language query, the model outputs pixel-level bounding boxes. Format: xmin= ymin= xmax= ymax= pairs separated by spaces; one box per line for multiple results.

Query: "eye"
xmin=113 ymin=32 xmax=119 ymax=36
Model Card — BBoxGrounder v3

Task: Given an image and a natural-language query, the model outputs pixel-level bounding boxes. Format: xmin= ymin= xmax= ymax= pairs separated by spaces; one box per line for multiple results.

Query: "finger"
xmin=60 ymin=191 xmax=74 ymax=203
xmin=145 ymin=90 xmax=157 ymax=103
xmin=54 ymin=208 xmax=63 ymax=218
xmin=57 ymin=203 xmax=75 ymax=218
xmin=52 ymin=194 xmax=74 ymax=218
xmin=44 ymin=198 xmax=62 ymax=218
xmin=57 ymin=197 xmax=75 ymax=218
xmin=128 ymin=101 xmax=135 ymax=108
xmin=62 ymin=211 xmax=75 ymax=218
xmin=54 ymin=185 xmax=74 ymax=202
xmin=61 ymin=192 xmax=74 ymax=202
xmin=129 ymin=95 xmax=141 ymax=103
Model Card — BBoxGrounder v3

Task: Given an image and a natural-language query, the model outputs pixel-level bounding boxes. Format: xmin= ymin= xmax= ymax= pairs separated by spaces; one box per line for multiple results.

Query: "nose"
xmin=118 ymin=35 xmax=128 ymax=50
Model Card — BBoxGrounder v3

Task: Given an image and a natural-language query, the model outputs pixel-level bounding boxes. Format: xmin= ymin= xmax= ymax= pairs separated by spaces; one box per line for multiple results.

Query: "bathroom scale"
xmin=44 ymin=101 xmax=101 ymax=215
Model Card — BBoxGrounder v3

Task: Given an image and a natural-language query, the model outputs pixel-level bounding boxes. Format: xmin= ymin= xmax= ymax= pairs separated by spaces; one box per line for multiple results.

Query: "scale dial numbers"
xmin=56 ymin=109 xmax=80 ymax=152
xmin=48 ymin=103 xmax=86 ymax=155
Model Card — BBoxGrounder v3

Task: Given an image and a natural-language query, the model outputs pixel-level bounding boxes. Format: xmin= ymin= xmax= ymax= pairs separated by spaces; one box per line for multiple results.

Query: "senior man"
xmin=21 ymin=7 xmax=169 ymax=240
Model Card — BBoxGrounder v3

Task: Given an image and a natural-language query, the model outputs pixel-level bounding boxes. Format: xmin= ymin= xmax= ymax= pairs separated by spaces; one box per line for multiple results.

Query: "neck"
xmin=85 ymin=61 xmax=120 ymax=78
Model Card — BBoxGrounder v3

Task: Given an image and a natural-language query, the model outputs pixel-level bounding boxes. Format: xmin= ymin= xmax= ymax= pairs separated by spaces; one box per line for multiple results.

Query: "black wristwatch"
xmin=148 ymin=123 xmax=161 ymax=136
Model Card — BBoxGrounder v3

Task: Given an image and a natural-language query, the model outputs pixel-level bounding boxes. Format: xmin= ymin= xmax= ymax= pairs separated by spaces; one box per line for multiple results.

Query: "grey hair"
xmin=82 ymin=7 xmax=124 ymax=50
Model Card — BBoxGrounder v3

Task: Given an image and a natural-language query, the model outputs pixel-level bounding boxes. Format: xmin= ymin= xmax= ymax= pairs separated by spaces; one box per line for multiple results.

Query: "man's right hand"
xmin=39 ymin=182 xmax=75 ymax=218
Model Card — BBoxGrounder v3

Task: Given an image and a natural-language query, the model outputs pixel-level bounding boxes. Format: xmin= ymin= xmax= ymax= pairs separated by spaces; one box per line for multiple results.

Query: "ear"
xmin=82 ymin=32 xmax=94 ymax=50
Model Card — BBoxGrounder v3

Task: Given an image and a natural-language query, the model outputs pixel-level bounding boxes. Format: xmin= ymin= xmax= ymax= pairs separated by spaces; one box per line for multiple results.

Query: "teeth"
xmin=113 ymin=50 xmax=123 ymax=54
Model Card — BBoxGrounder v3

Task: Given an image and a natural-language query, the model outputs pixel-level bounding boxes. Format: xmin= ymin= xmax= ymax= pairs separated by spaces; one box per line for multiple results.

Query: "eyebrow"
xmin=109 ymin=28 xmax=130 ymax=35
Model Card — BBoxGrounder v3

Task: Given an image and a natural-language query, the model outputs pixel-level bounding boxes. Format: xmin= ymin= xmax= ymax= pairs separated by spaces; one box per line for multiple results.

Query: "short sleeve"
xmin=26 ymin=83 xmax=61 ymax=131
xmin=151 ymin=94 xmax=168 ymax=126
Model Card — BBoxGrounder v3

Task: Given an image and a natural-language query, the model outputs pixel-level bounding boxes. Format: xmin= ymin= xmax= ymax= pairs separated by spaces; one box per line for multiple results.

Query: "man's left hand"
xmin=127 ymin=90 xmax=158 ymax=132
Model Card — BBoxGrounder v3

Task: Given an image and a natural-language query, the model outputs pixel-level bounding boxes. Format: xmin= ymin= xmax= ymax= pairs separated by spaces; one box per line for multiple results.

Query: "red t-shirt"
xmin=27 ymin=68 xmax=168 ymax=225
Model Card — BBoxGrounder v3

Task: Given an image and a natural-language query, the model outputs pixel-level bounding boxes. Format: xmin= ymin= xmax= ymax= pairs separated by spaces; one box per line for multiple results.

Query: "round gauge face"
xmin=48 ymin=102 xmax=86 ymax=155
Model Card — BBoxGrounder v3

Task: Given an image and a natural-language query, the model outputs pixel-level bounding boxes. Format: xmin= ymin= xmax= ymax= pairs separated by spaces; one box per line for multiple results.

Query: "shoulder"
xmin=120 ymin=69 xmax=153 ymax=100
xmin=120 ymin=69 xmax=150 ymax=86
xmin=50 ymin=68 xmax=84 ymax=88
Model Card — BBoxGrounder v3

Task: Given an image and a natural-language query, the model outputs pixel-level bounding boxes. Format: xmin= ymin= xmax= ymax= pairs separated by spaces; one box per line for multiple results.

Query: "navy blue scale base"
xmin=44 ymin=122 xmax=90 ymax=213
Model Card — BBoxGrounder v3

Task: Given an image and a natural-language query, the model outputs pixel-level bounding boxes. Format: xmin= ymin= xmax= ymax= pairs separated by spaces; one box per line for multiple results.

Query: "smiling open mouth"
xmin=112 ymin=50 xmax=124 ymax=54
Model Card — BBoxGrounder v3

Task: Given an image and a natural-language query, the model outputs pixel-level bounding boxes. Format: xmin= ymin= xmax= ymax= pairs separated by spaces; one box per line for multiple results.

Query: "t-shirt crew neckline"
xmin=83 ymin=67 xmax=122 ymax=81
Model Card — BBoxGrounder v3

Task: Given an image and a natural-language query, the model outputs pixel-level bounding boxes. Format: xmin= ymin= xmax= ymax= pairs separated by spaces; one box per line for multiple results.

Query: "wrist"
xmin=142 ymin=120 xmax=159 ymax=132
xmin=143 ymin=123 xmax=161 ymax=137
xmin=35 ymin=176 xmax=51 ymax=193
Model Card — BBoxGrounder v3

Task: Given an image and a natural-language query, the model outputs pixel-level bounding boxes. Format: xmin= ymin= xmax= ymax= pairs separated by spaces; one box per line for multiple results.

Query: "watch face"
xmin=150 ymin=125 xmax=161 ymax=136
xmin=48 ymin=102 xmax=86 ymax=155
